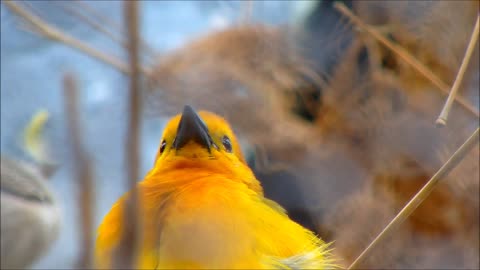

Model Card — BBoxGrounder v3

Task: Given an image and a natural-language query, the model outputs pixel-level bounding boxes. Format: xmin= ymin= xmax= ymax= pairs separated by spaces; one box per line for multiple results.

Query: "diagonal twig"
xmin=334 ymin=2 xmax=479 ymax=119
xmin=53 ymin=1 xmax=158 ymax=64
xmin=3 ymin=1 xmax=153 ymax=76
xmin=63 ymin=73 xmax=95 ymax=269
xmin=348 ymin=128 xmax=480 ymax=269
xmin=53 ymin=2 xmax=127 ymax=49
xmin=4 ymin=1 xmax=128 ymax=73
xmin=75 ymin=0 xmax=122 ymax=33
xmin=436 ymin=16 xmax=480 ymax=127
xmin=73 ymin=0 xmax=158 ymax=61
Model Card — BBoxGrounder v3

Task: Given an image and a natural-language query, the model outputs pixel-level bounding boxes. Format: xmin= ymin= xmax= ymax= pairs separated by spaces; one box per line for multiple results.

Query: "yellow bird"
xmin=95 ymin=105 xmax=335 ymax=269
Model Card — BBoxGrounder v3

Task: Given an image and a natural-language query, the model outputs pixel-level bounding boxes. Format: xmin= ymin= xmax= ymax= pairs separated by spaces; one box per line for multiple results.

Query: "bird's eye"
xmin=159 ymin=140 xmax=167 ymax=154
xmin=222 ymin=135 xmax=232 ymax=153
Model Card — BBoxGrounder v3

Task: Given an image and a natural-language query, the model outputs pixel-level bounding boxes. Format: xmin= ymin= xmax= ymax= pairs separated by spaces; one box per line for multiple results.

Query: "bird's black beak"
xmin=173 ymin=105 xmax=212 ymax=151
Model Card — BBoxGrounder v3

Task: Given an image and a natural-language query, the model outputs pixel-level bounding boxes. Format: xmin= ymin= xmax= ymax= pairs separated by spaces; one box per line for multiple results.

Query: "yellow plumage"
xmin=95 ymin=106 xmax=335 ymax=269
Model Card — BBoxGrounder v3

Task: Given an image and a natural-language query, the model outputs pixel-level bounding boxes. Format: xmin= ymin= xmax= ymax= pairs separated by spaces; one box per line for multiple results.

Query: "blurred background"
xmin=1 ymin=1 xmax=479 ymax=269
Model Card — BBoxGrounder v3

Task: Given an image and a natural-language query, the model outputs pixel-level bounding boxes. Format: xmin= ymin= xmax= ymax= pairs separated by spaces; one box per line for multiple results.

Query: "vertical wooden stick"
xmin=113 ymin=1 xmax=142 ymax=268
xmin=63 ymin=73 xmax=95 ymax=268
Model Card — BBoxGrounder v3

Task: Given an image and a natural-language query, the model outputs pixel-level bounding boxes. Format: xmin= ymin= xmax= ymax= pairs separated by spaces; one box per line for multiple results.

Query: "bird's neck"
xmin=144 ymin=159 xmax=263 ymax=194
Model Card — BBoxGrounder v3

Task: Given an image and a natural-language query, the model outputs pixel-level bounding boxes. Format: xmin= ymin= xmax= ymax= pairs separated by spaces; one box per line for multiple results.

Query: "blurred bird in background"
xmin=95 ymin=106 xmax=335 ymax=269
xmin=148 ymin=0 xmax=479 ymax=268
xmin=1 ymin=110 xmax=61 ymax=269
xmin=1 ymin=156 xmax=60 ymax=269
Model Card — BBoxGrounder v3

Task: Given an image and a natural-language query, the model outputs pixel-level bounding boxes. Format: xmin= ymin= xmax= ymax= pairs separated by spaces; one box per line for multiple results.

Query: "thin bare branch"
xmin=53 ymin=2 xmax=126 ymax=48
xmin=239 ymin=0 xmax=254 ymax=24
xmin=334 ymin=2 xmax=479 ymax=118
xmin=73 ymin=0 xmax=158 ymax=60
xmin=348 ymin=128 xmax=480 ymax=269
xmin=4 ymin=1 xmax=131 ymax=74
xmin=18 ymin=0 xmax=43 ymax=18
xmin=53 ymin=1 xmax=157 ymax=65
xmin=113 ymin=1 xmax=142 ymax=268
xmin=75 ymin=0 xmax=122 ymax=32
xmin=63 ymin=73 xmax=95 ymax=269
xmin=436 ymin=16 xmax=480 ymax=127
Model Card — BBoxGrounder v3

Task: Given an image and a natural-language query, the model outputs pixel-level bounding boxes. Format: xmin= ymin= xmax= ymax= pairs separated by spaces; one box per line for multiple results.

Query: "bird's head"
xmin=149 ymin=106 xmax=261 ymax=192
xmin=153 ymin=105 xmax=248 ymax=168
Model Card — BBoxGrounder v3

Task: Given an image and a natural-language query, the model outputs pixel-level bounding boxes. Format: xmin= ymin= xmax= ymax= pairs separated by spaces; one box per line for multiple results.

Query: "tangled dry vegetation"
xmin=3 ymin=0 xmax=479 ymax=269
xmin=147 ymin=2 xmax=479 ymax=267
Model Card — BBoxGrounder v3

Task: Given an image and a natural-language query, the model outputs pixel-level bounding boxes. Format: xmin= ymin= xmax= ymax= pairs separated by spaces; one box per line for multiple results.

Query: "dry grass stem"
xmin=334 ymin=2 xmax=479 ymax=118
xmin=436 ymin=16 xmax=480 ymax=127
xmin=63 ymin=73 xmax=95 ymax=268
xmin=4 ymin=1 xmax=131 ymax=74
xmin=112 ymin=1 xmax=142 ymax=268
xmin=348 ymin=128 xmax=480 ymax=269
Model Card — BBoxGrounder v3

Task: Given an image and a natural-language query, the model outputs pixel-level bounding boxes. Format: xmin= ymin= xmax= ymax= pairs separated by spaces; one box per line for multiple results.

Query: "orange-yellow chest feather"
xmin=96 ymin=167 xmax=322 ymax=269
xmin=155 ymin=173 xmax=260 ymax=268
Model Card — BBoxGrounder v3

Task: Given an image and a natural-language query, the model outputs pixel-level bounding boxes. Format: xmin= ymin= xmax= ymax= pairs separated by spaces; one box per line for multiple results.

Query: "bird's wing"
xmin=254 ymin=196 xmax=338 ymax=269
xmin=95 ymin=198 xmax=125 ymax=268
xmin=95 ymin=184 xmax=173 ymax=269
